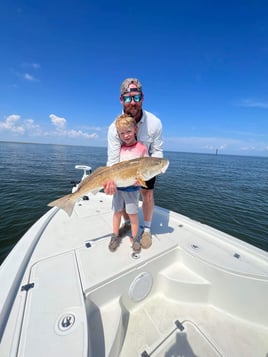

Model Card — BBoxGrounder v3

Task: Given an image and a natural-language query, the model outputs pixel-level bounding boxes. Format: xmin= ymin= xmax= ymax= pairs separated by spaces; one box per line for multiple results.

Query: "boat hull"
xmin=1 ymin=192 xmax=268 ymax=356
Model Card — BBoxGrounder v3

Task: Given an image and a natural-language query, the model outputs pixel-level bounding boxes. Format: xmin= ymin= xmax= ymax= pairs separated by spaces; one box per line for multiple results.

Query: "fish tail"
xmin=47 ymin=194 xmax=76 ymax=217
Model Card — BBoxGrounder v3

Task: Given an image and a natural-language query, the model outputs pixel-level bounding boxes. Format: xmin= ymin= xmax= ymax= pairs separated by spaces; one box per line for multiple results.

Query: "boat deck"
xmin=119 ymin=294 xmax=268 ymax=357
xmin=1 ymin=192 xmax=268 ymax=357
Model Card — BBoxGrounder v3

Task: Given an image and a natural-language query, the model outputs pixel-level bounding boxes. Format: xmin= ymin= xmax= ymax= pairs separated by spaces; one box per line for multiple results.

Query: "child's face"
xmin=118 ymin=124 xmax=137 ymax=146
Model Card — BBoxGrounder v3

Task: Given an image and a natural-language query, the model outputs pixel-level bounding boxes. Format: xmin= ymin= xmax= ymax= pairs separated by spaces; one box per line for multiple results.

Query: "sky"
xmin=1 ymin=0 xmax=268 ymax=156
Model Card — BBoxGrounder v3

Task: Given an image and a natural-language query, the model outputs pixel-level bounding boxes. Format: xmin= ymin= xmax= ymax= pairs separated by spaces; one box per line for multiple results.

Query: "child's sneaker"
xmin=108 ymin=234 xmax=122 ymax=252
xmin=132 ymin=236 xmax=141 ymax=253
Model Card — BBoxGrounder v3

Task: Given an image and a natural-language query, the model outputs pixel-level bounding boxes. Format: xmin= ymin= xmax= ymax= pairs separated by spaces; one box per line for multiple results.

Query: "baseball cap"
xmin=120 ymin=78 xmax=142 ymax=95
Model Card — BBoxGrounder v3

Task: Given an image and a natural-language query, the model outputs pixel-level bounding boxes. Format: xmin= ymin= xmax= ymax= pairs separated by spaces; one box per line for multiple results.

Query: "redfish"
xmin=48 ymin=157 xmax=169 ymax=216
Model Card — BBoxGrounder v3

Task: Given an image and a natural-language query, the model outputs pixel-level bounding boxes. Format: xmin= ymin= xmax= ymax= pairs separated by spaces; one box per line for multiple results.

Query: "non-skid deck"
xmin=118 ymin=294 xmax=268 ymax=357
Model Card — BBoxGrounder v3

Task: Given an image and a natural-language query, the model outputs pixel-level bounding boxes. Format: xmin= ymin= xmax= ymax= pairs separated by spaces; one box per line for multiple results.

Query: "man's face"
xmin=120 ymin=84 xmax=144 ymax=120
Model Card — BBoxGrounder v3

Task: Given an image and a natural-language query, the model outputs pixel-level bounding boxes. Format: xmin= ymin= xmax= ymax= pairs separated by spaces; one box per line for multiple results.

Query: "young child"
xmin=108 ymin=113 xmax=148 ymax=253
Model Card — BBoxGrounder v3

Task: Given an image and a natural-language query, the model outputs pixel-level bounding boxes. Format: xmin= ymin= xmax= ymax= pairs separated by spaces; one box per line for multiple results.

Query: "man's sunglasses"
xmin=122 ymin=94 xmax=142 ymax=103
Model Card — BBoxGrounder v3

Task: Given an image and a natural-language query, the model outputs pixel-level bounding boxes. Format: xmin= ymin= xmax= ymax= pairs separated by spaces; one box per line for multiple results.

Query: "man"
xmin=105 ymin=78 xmax=163 ymax=249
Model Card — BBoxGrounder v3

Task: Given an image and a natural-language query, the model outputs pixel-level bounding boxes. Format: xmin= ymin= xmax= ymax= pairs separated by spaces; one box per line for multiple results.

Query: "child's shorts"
xmin=112 ymin=190 xmax=140 ymax=214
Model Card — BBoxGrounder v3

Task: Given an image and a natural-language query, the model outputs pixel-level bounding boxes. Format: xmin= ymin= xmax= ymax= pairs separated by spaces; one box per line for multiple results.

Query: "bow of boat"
xmin=1 ymin=191 xmax=268 ymax=357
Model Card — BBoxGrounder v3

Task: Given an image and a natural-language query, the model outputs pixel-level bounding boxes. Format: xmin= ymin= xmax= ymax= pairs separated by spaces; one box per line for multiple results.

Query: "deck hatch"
xmin=140 ymin=319 xmax=223 ymax=357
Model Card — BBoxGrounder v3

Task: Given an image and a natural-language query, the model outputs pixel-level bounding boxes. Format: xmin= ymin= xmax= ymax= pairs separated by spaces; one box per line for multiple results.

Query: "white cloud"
xmin=18 ymin=63 xmax=40 ymax=82
xmin=1 ymin=113 xmax=267 ymax=155
xmin=24 ymin=73 xmax=36 ymax=81
xmin=0 ymin=113 xmax=99 ymax=142
xmin=0 ymin=114 xmax=25 ymax=134
xmin=49 ymin=114 xmax=67 ymax=128
xmin=49 ymin=114 xmax=98 ymax=139
xmin=61 ymin=129 xmax=98 ymax=139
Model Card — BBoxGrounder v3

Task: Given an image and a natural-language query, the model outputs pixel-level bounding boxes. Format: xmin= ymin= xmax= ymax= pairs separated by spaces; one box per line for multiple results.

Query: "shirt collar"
xmin=137 ymin=110 xmax=145 ymax=126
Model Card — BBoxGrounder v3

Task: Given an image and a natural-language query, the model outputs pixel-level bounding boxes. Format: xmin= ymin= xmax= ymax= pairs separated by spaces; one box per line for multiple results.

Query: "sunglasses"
xmin=122 ymin=94 xmax=142 ymax=103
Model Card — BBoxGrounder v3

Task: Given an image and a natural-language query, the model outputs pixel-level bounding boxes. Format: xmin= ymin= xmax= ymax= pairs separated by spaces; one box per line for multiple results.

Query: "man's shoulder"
xmin=143 ymin=110 xmax=162 ymax=127
xmin=108 ymin=119 xmax=116 ymax=129
xmin=108 ymin=120 xmax=118 ymax=136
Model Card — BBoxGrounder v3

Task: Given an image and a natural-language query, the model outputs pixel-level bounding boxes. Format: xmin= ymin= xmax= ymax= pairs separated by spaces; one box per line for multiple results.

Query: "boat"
xmin=0 ymin=164 xmax=268 ymax=357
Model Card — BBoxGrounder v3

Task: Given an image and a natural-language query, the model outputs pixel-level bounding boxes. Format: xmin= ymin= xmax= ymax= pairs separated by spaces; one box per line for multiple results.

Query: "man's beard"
xmin=124 ymin=105 xmax=142 ymax=121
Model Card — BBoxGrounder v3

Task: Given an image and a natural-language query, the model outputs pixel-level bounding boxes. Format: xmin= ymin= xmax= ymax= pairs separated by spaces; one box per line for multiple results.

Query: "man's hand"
xmin=103 ymin=179 xmax=117 ymax=195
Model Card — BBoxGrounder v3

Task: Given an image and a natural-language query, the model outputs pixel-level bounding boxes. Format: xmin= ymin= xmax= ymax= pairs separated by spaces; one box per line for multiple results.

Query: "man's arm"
xmin=104 ymin=122 xmax=121 ymax=194
xmin=150 ymin=121 xmax=163 ymax=158
xmin=107 ymin=122 xmax=121 ymax=166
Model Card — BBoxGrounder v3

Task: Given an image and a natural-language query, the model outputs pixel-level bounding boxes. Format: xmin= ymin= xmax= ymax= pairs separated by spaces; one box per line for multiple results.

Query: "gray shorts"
xmin=112 ymin=190 xmax=140 ymax=214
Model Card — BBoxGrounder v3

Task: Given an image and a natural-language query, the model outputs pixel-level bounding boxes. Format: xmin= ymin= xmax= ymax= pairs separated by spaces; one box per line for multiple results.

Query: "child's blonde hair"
xmin=115 ymin=113 xmax=137 ymax=130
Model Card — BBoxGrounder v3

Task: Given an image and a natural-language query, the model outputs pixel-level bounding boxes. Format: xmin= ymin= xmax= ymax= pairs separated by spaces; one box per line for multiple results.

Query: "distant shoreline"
xmin=1 ymin=140 xmax=268 ymax=159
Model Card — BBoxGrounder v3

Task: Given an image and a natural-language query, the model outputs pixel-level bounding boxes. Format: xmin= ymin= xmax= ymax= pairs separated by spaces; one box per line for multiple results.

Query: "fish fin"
xmin=47 ymin=194 xmax=76 ymax=217
xmin=137 ymin=176 xmax=147 ymax=188
xmin=96 ymin=165 xmax=106 ymax=170
xmin=91 ymin=166 xmax=107 ymax=175
xmin=77 ymin=166 xmax=107 ymax=189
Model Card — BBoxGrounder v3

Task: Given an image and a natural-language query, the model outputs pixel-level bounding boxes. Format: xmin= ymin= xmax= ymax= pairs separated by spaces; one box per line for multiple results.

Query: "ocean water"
xmin=1 ymin=141 xmax=268 ymax=264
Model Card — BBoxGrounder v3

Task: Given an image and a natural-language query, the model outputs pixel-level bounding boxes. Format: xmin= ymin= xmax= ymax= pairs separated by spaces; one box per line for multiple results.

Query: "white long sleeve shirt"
xmin=107 ymin=110 xmax=163 ymax=166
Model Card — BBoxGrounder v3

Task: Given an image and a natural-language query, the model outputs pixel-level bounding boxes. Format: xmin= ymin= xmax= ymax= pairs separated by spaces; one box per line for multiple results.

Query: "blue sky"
xmin=1 ymin=1 xmax=268 ymax=156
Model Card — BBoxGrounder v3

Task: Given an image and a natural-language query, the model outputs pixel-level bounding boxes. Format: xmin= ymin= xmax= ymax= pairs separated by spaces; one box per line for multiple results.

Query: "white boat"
xmin=1 ymin=165 xmax=268 ymax=357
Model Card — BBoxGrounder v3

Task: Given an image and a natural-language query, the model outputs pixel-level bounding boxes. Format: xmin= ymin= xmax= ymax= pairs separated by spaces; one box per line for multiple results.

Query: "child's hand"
xmin=103 ymin=179 xmax=117 ymax=195
xmin=133 ymin=179 xmax=140 ymax=186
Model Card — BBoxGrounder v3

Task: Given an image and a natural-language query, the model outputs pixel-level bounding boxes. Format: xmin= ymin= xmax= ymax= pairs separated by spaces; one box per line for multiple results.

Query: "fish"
xmin=48 ymin=157 xmax=169 ymax=217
